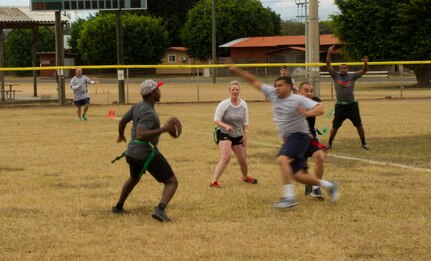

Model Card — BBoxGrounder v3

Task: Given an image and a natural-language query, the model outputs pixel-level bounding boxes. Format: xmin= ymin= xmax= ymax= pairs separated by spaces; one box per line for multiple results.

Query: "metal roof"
xmin=0 ymin=6 xmax=68 ymax=27
xmin=220 ymin=34 xmax=338 ymax=48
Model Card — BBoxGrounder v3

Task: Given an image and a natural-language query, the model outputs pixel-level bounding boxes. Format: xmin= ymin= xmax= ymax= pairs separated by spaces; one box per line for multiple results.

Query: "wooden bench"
xmin=320 ymin=71 xmax=390 ymax=78
xmin=3 ymin=84 xmax=22 ymax=100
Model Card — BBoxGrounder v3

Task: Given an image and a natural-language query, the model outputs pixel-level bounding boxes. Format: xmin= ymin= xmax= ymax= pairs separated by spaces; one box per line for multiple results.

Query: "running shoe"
xmin=272 ymin=197 xmax=298 ymax=209
xmin=210 ymin=180 xmax=221 ymax=188
xmin=242 ymin=176 xmax=258 ymax=184
xmin=151 ymin=207 xmax=171 ymax=222
xmin=310 ymin=187 xmax=324 ymax=199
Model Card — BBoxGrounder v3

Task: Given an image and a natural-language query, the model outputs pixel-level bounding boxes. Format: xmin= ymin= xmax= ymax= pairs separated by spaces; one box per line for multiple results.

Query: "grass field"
xmin=0 ymin=96 xmax=430 ymax=260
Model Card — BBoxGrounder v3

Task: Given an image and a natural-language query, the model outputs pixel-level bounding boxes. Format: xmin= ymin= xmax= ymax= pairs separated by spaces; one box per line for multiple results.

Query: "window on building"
xmin=168 ymin=55 xmax=176 ymax=63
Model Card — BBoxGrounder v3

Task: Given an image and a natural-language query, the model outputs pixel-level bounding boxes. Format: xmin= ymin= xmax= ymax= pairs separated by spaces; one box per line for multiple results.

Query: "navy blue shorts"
xmin=126 ymin=153 xmax=174 ymax=183
xmin=277 ymin=132 xmax=310 ymax=173
xmin=216 ymin=129 xmax=243 ymax=146
xmin=74 ymin=97 xmax=90 ymax=107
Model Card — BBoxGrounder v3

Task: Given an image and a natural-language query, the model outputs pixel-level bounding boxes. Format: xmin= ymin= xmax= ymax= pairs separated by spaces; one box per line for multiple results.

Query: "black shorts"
xmin=126 ymin=153 xmax=174 ymax=183
xmin=277 ymin=132 xmax=310 ymax=173
xmin=332 ymin=102 xmax=362 ymax=128
xmin=74 ymin=97 xmax=90 ymax=107
xmin=216 ymin=129 xmax=243 ymax=146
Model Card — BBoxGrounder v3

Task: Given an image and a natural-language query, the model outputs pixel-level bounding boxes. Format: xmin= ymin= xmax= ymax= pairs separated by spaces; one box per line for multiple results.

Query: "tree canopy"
xmin=180 ymin=0 xmax=281 ymax=61
xmin=332 ymin=0 xmax=431 ymax=87
xmin=4 ymin=28 xmax=55 ymax=76
xmin=77 ymin=13 xmax=168 ymax=65
xmin=144 ymin=0 xmax=200 ymax=46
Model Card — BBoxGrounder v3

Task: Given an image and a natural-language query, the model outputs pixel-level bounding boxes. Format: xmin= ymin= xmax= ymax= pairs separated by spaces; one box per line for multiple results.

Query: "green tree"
xmin=145 ymin=0 xmax=200 ymax=46
xmin=180 ymin=0 xmax=281 ymax=61
xmin=319 ymin=20 xmax=334 ymax=34
xmin=78 ymin=13 xmax=168 ymax=65
xmin=68 ymin=18 xmax=87 ymax=55
xmin=281 ymin=20 xmax=304 ymax=35
xmin=5 ymin=28 xmax=55 ymax=75
xmin=333 ymin=0 xmax=431 ymax=87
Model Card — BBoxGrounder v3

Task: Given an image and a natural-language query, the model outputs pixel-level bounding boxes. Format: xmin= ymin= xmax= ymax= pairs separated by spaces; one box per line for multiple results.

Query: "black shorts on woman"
xmin=216 ymin=129 xmax=244 ymax=146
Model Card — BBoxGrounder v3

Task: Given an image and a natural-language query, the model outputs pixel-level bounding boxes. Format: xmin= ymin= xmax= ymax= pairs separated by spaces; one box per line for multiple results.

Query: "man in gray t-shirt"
xmin=326 ymin=45 xmax=369 ymax=150
xmin=112 ymin=80 xmax=179 ymax=222
xmin=230 ymin=65 xmax=339 ymax=209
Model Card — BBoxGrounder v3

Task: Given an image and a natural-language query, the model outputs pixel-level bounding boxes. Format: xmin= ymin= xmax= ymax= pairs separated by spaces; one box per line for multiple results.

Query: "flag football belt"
xmin=111 ymin=139 xmax=156 ymax=177
xmin=213 ymin=126 xmax=220 ymax=144
xmin=315 ymin=106 xmax=334 ymax=136
xmin=310 ymin=139 xmax=327 ymax=150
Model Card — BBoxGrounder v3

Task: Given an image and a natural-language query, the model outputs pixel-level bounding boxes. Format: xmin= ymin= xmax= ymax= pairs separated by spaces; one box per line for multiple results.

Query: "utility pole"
xmin=211 ymin=0 xmax=216 ymax=83
xmin=55 ymin=11 xmax=65 ymax=105
xmin=116 ymin=9 xmax=125 ymax=104
xmin=296 ymin=0 xmax=309 ymax=81
xmin=309 ymin=0 xmax=320 ymax=97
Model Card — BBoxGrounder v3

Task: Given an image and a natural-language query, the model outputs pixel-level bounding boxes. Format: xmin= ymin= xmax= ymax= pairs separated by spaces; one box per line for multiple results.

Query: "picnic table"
xmin=3 ymin=84 xmax=22 ymax=100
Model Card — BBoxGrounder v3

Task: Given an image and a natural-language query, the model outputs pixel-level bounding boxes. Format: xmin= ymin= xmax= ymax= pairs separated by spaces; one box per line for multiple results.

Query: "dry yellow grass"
xmin=0 ymin=91 xmax=430 ymax=260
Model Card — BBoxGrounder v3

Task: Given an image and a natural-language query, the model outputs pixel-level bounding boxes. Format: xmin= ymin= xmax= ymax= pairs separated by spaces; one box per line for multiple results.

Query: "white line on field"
xmin=191 ymin=130 xmax=431 ymax=173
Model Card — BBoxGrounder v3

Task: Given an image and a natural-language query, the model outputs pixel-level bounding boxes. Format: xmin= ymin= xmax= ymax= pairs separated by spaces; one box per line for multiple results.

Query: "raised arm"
xmin=326 ymin=45 xmax=337 ymax=74
xmin=357 ymin=56 xmax=368 ymax=76
xmin=229 ymin=65 xmax=264 ymax=91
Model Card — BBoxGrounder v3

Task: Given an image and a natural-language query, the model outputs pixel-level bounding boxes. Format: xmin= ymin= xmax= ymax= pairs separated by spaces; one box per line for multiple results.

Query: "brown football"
xmin=168 ymin=117 xmax=182 ymax=138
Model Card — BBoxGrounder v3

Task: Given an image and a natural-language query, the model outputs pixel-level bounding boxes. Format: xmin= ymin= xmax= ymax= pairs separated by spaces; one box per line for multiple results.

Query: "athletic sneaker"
xmin=151 ymin=207 xmax=171 ymax=222
xmin=310 ymin=187 xmax=324 ymax=199
xmin=242 ymin=176 xmax=258 ymax=184
xmin=304 ymin=185 xmax=312 ymax=195
xmin=328 ymin=182 xmax=339 ymax=203
xmin=361 ymin=144 xmax=369 ymax=150
xmin=82 ymin=114 xmax=88 ymax=121
xmin=210 ymin=180 xmax=221 ymax=188
xmin=111 ymin=206 xmax=125 ymax=214
xmin=272 ymin=197 xmax=298 ymax=209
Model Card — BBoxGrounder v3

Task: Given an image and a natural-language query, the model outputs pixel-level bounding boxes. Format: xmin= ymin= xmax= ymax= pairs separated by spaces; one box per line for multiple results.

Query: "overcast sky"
xmin=1 ymin=0 xmax=339 ymax=21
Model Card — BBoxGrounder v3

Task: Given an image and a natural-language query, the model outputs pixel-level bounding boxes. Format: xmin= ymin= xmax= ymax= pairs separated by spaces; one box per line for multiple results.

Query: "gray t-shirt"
xmin=261 ymin=84 xmax=318 ymax=140
xmin=70 ymin=75 xmax=94 ymax=101
xmin=329 ymin=71 xmax=361 ymax=103
xmin=214 ymin=98 xmax=248 ymax=138
xmin=123 ymin=101 xmax=160 ymax=160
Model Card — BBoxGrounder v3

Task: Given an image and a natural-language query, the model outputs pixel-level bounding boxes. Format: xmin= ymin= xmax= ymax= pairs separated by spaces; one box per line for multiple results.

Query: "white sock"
xmin=319 ymin=180 xmax=333 ymax=189
xmin=312 ymin=185 xmax=319 ymax=190
xmin=283 ymin=184 xmax=295 ymax=199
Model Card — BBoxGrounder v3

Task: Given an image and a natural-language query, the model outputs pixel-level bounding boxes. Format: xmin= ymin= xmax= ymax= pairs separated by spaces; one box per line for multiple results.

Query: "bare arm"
xmin=229 ymin=65 xmax=264 ymax=91
xmin=357 ymin=56 xmax=368 ymax=76
xmin=117 ymin=117 xmax=130 ymax=143
xmin=135 ymin=118 xmax=176 ymax=141
xmin=326 ymin=45 xmax=336 ymax=74
xmin=214 ymin=120 xmax=233 ymax=132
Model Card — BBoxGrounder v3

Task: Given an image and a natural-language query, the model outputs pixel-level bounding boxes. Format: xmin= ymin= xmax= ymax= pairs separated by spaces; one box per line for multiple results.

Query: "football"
xmin=168 ymin=117 xmax=182 ymax=138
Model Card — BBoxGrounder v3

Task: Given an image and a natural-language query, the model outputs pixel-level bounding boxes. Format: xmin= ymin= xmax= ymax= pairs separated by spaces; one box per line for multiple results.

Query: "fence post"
xmin=400 ymin=64 xmax=404 ymax=99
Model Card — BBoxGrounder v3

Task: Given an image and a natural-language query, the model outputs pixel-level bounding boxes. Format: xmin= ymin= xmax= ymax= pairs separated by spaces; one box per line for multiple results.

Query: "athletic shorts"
xmin=277 ymin=132 xmax=310 ymax=173
xmin=73 ymin=97 xmax=90 ymax=107
xmin=216 ymin=129 xmax=243 ymax=146
xmin=126 ymin=153 xmax=174 ymax=183
xmin=332 ymin=102 xmax=362 ymax=128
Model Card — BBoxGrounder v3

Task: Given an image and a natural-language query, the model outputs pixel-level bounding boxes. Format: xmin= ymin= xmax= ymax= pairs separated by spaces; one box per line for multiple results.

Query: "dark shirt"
xmin=306 ymin=96 xmax=321 ymax=138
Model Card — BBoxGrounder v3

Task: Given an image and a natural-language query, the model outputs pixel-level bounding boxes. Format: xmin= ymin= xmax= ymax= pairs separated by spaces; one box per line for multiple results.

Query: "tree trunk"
xmin=405 ymin=64 xmax=431 ymax=87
